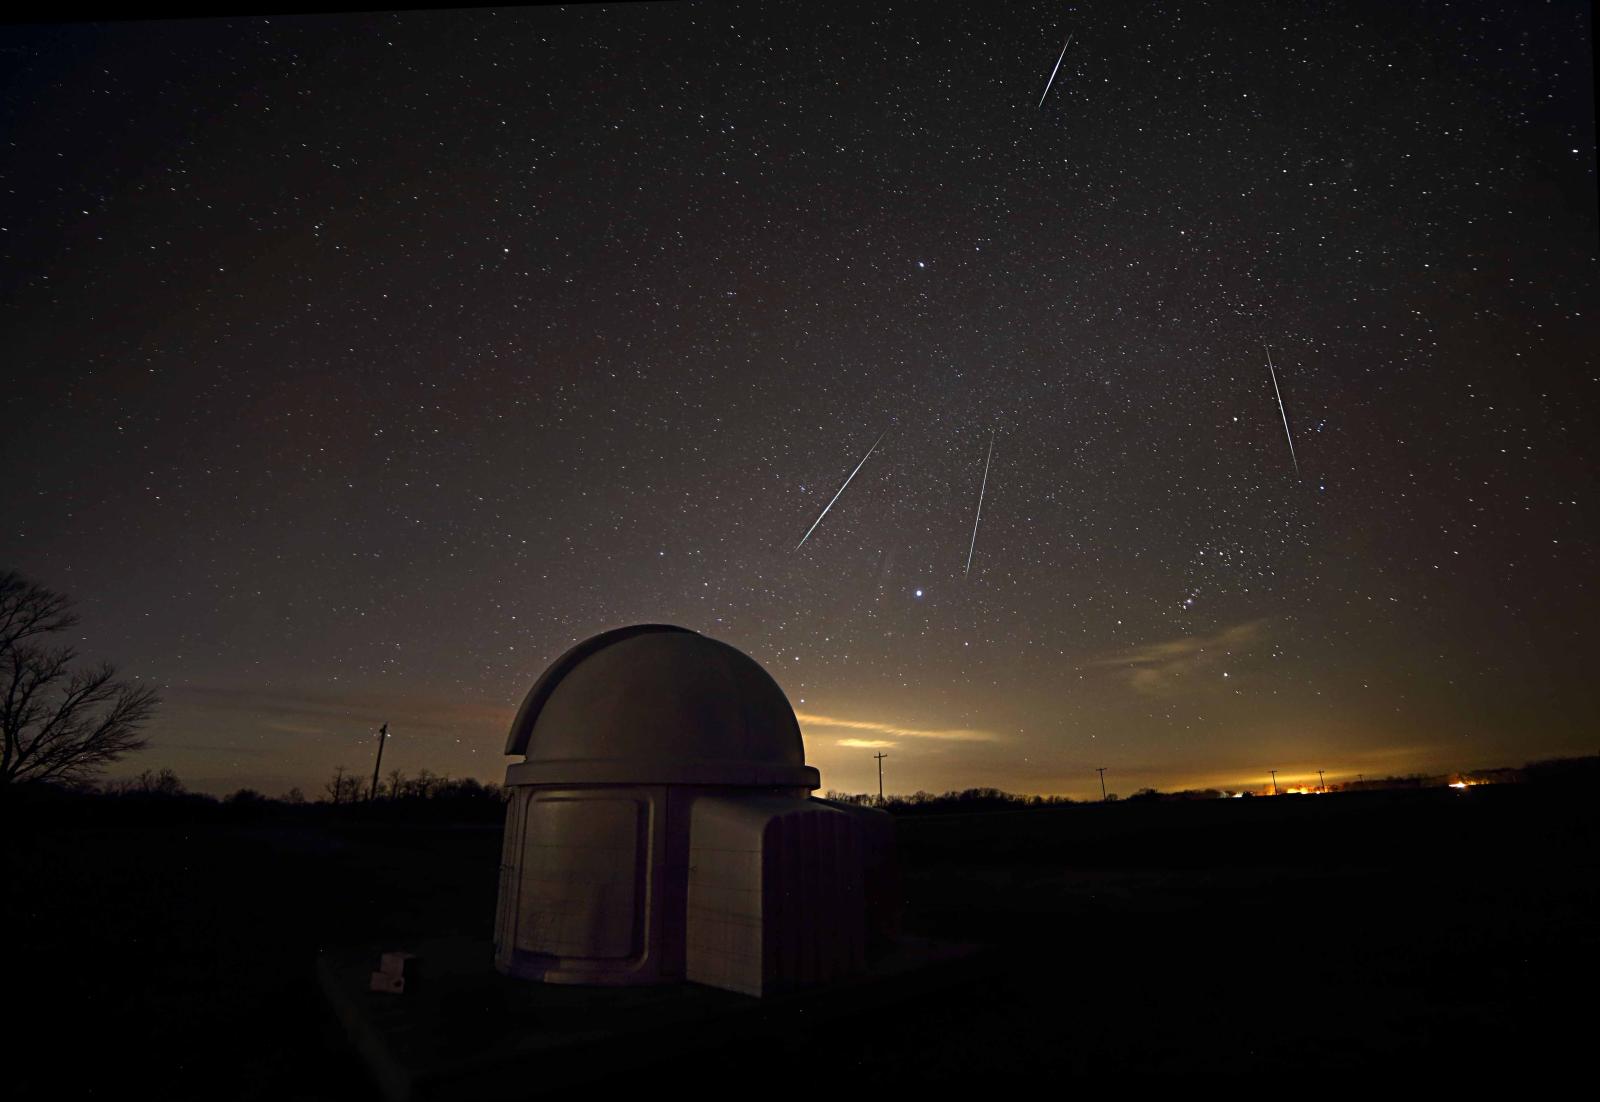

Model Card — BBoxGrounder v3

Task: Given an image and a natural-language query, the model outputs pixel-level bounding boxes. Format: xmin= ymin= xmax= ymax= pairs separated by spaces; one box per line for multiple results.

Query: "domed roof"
xmin=503 ymin=625 xmax=819 ymax=788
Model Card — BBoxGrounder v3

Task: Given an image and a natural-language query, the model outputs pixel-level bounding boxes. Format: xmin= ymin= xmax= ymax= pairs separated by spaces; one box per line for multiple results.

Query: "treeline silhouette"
xmin=824 ymin=755 xmax=1600 ymax=811
xmin=826 ymin=788 xmax=1078 ymax=815
xmin=10 ymin=766 xmax=509 ymax=826
xmin=9 ymin=755 xmax=1596 ymax=827
xmin=318 ymin=764 xmax=504 ymax=807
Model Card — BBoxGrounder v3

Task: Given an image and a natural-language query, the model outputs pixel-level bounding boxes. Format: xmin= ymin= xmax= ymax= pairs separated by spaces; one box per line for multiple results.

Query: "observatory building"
xmin=493 ymin=625 xmax=898 ymax=998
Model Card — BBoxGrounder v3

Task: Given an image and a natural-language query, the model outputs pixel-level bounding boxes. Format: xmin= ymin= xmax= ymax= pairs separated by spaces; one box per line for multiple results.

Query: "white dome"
xmin=503 ymin=625 xmax=819 ymax=788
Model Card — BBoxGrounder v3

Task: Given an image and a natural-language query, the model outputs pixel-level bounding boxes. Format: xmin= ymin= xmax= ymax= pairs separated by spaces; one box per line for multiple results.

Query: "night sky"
xmin=2 ymin=2 xmax=1595 ymax=799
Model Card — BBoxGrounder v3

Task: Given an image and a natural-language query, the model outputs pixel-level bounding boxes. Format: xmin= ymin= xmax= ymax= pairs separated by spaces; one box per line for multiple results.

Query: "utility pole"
xmin=874 ymin=752 xmax=887 ymax=806
xmin=1317 ymin=768 xmax=1326 ymax=792
xmin=369 ymin=722 xmax=389 ymax=801
xmin=1269 ymin=769 xmax=1278 ymax=795
xmin=1096 ymin=767 xmax=1108 ymax=801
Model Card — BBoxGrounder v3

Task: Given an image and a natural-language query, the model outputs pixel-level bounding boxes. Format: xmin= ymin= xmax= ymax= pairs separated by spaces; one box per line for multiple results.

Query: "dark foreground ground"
xmin=6 ymin=783 xmax=1596 ymax=1096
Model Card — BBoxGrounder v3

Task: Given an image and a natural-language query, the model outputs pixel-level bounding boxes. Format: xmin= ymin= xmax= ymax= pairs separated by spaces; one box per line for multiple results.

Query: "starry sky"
xmin=2 ymin=1 xmax=1595 ymax=799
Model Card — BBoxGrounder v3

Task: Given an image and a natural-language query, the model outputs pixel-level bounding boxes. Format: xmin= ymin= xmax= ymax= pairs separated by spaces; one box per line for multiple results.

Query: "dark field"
xmin=7 ymin=784 xmax=1596 ymax=1096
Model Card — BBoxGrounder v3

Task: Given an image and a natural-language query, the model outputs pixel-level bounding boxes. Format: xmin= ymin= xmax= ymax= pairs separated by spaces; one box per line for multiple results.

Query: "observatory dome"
xmin=503 ymin=625 xmax=819 ymax=789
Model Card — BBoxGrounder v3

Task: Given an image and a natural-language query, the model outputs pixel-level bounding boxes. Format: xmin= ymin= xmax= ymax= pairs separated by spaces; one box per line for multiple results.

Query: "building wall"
xmin=495 ymin=784 xmax=883 ymax=996
xmin=495 ymin=784 xmax=672 ymax=985
xmin=686 ymin=795 xmax=866 ymax=997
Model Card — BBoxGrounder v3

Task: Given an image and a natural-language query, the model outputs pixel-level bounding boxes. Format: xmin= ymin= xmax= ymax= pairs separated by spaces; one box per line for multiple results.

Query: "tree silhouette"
xmin=130 ymin=768 xmax=185 ymax=796
xmin=0 ymin=571 xmax=159 ymax=794
xmin=324 ymin=765 xmax=364 ymax=804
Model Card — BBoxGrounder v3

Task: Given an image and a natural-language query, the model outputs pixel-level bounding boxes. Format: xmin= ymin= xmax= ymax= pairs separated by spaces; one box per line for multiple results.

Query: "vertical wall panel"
xmin=516 ymin=797 xmax=644 ymax=961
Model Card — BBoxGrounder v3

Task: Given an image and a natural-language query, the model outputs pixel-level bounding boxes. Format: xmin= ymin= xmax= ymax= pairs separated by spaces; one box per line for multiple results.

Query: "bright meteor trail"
xmin=1264 ymin=343 xmax=1300 ymax=478
xmin=1037 ymin=32 xmax=1073 ymax=109
xmin=965 ymin=431 xmax=994 ymax=577
xmin=794 ymin=428 xmax=888 ymax=552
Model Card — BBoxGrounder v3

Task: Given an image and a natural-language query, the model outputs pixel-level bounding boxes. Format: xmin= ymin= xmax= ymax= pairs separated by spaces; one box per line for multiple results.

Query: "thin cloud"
xmin=837 ymin=738 xmax=896 ymax=749
xmin=260 ymin=721 xmax=332 ymax=737
xmin=1088 ymin=619 xmax=1268 ymax=695
xmin=164 ymin=684 xmax=514 ymax=739
xmin=796 ymin=711 xmax=999 ymax=743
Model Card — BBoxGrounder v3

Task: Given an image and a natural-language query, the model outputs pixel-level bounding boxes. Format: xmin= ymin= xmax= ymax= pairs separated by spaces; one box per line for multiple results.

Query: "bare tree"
xmin=326 ymin=765 xmax=349 ymax=804
xmin=0 ymin=571 xmax=159 ymax=794
xmin=131 ymin=767 xmax=185 ymax=797
xmin=324 ymin=765 xmax=363 ymax=804
xmin=405 ymin=767 xmax=441 ymax=800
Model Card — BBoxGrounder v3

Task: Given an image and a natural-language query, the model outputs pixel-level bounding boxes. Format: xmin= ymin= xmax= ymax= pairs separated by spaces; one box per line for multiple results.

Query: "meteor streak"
xmin=1037 ymin=32 xmax=1074 ymax=109
xmin=965 ymin=431 xmax=994 ymax=577
xmin=794 ymin=428 xmax=888 ymax=552
xmin=1264 ymin=342 xmax=1300 ymax=478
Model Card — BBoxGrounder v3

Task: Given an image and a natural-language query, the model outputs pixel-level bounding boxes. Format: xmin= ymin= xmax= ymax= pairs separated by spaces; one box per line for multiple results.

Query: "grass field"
xmin=7 ymin=782 xmax=1595 ymax=1096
